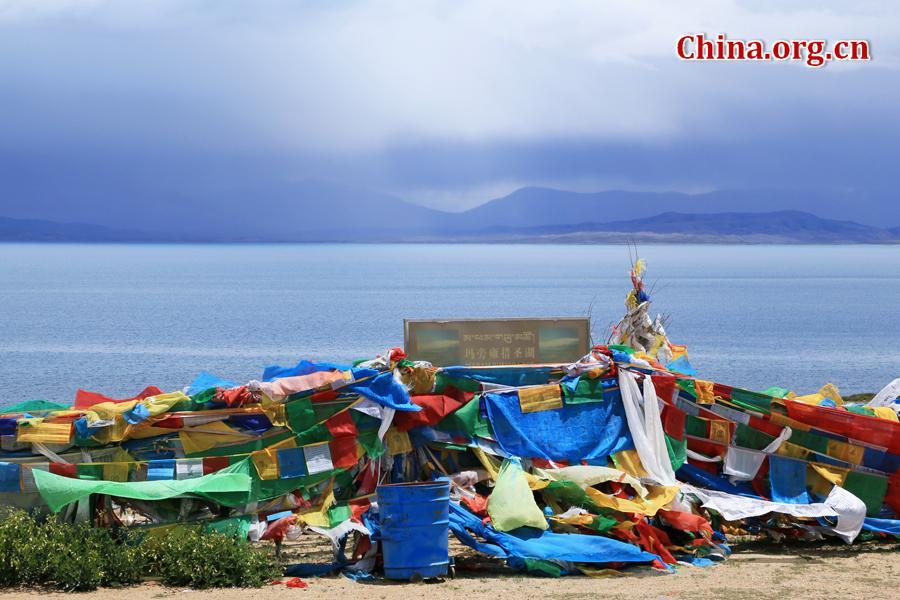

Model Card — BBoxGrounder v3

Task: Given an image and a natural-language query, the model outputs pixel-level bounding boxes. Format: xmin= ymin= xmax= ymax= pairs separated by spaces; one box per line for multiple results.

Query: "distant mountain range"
xmin=472 ymin=210 xmax=900 ymax=244
xmin=1 ymin=181 xmax=898 ymax=243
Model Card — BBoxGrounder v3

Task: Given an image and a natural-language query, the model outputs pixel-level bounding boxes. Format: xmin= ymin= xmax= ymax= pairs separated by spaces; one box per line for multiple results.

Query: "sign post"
xmin=404 ymin=318 xmax=591 ymax=366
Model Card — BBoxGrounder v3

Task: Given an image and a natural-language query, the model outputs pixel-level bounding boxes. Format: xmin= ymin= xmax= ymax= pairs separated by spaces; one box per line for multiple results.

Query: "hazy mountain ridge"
xmin=0 ymin=217 xmax=153 ymax=242
xmin=455 ymin=186 xmax=897 ymax=229
xmin=483 ymin=210 xmax=898 ymax=243
xmin=2 ymin=181 xmax=898 ymax=243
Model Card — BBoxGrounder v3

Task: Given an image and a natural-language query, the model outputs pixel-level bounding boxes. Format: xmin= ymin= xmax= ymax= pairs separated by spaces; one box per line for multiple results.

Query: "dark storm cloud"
xmin=0 ymin=1 xmax=898 ymax=212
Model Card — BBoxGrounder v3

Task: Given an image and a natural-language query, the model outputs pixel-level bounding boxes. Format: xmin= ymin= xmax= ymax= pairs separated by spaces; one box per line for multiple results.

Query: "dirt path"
xmin=2 ymin=542 xmax=898 ymax=600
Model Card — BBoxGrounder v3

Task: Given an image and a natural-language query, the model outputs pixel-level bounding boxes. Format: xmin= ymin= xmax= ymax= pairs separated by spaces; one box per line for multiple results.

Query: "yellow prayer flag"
xmin=808 ymin=463 xmax=849 ymax=497
xmin=297 ymin=482 xmax=335 ymax=527
xmin=769 ymin=412 xmax=811 ymax=432
xmin=143 ymin=392 xmax=190 ymax=417
xmin=818 ymin=383 xmax=844 ymax=406
xmin=612 ymin=449 xmax=649 ymax=478
xmin=179 ymin=421 xmax=255 ymax=454
xmin=695 ymin=380 xmax=715 ymax=404
xmin=518 ymin=385 xmax=563 ymax=413
xmin=793 ymin=393 xmax=825 ymax=405
xmin=827 ymin=439 xmax=864 ymax=465
xmin=873 ymin=407 xmax=899 ymax=423
xmin=585 ymin=484 xmax=678 ymax=517
xmin=103 ymin=462 xmax=131 ymax=482
xmin=384 ymin=427 xmax=413 ymax=456
xmin=16 ymin=420 xmax=73 ymax=445
xmin=708 ymin=420 xmax=731 ymax=444
xmin=251 ymin=448 xmax=280 ymax=480
xmin=777 ymin=441 xmax=809 ymax=459
xmin=260 ymin=403 xmax=287 ymax=427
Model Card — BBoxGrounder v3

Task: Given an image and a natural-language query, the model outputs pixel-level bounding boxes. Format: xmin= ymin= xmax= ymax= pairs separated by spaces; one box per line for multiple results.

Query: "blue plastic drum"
xmin=376 ymin=480 xmax=450 ymax=580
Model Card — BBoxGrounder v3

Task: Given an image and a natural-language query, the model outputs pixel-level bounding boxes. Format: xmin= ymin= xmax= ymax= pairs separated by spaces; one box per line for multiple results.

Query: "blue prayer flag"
xmin=768 ymin=456 xmax=811 ymax=504
xmin=277 ymin=447 xmax=308 ymax=479
xmin=147 ymin=459 xmax=176 ymax=481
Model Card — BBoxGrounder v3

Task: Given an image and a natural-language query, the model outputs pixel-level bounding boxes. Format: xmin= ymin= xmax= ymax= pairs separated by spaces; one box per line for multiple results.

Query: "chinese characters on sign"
xmin=460 ymin=331 xmax=537 ymax=364
xmin=404 ymin=318 xmax=590 ymax=366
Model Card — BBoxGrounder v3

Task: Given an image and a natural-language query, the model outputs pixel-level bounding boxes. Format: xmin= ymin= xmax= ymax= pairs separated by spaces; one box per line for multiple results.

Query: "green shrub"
xmin=89 ymin=527 xmax=146 ymax=587
xmin=0 ymin=509 xmax=42 ymax=586
xmin=0 ymin=509 xmax=276 ymax=591
xmin=38 ymin=520 xmax=105 ymax=591
xmin=142 ymin=526 xmax=276 ymax=588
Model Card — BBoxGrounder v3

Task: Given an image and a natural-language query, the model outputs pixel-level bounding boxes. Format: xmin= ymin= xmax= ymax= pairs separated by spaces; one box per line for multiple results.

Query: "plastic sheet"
xmin=484 ymin=389 xmax=632 ymax=463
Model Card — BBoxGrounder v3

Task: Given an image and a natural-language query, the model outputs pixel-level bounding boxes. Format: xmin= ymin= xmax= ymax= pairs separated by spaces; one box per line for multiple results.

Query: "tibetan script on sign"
xmin=404 ymin=318 xmax=590 ymax=366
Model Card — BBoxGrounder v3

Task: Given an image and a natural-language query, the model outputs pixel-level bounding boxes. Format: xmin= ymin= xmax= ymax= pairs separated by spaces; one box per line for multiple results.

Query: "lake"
xmin=1 ymin=243 xmax=897 ymax=406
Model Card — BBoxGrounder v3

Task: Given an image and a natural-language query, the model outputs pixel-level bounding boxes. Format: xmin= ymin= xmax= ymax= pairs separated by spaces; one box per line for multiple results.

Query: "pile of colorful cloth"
xmin=0 ymin=343 xmax=898 ymax=577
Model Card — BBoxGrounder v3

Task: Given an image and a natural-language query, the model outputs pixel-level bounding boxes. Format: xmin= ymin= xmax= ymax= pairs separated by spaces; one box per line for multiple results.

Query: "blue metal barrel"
xmin=376 ymin=480 xmax=450 ymax=580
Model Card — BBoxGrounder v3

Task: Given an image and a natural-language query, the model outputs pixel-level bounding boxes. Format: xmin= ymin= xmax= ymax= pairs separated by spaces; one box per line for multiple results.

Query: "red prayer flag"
xmin=349 ymin=497 xmax=371 ymax=522
xmin=329 ymin=436 xmax=358 ymax=469
xmin=661 ymin=403 xmax=686 ymax=441
xmin=713 ymin=382 xmax=734 ymax=400
xmin=325 ymin=410 xmax=358 ymax=438
xmin=202 ymin=456 xmax=230 ymax=475
xmin=154 ymin=416 xmax=184 ymax=429
xmin=786 ymin=400 xmax=900 ymax=453
xmin=74 ymin=385 xmax=163 ymax=409
xmin=658 ymin=509 xmax=713 ymax=534
xmin=750 ymin=415 xmax=783 ymax=437
xmin=886 ymin=473 xmax=900 ymax=515
xmin=310 ymin=390 xmax=339 ymax=403
xmin=260 ymin=515 xmax=295 ymax=541
xmin=651 ymin=373 xmax=676 ymax=404
xmin=393 ymin=387 xmax=473 ymax=432
xmin=49 ymin=463 xmax=77 ymax=478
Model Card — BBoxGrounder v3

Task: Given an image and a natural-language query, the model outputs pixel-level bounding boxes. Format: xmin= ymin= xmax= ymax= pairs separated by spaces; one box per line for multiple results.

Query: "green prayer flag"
xmin=789 ymin=429 xmax=829 ymax=454
xmin=590 ymin=515 xmax=618 ymax=533
xmin=204 ymin=515 xmax=252 ymax=538
xmin=189 ymin=387 xmax=218 ymax=406
xmin=522 ymin=558 xmax=565 ymax=577
xmin=608 ymin=344 xmax=635 ymax=355
xmin=351 ymin=410 xmax=381 ymax=431
xmin=327 ymin=504 xmax=352 ymax=527
xmin=844 ymin=470 xmax=888 ymax=516
xmin=313 ymin=400 xmax=355 ymax=423
xmin=357 ymin=429 xmax=385 ymax=458
xmin=254 ymin=469 xmax=339 ymax=502
xmin=294 ymin=424 xmax=332 ymax=447
xmin=760 ymin=386 xmax=791 ymax=399
xmin=35 ymin=458 xmax=254 ymax=512
xmin=436 ymin=396 xmax=490 ymax=438
xmin=685 ymin=414 xmax=708 ymax=438
xmin=677 ymin=379 xmax=696 ymax=398
xmin=540 ymin=480 xmax=603 ymax=513
xmin=286 ymin=398 xmax=317 ymax=433
xmin=729 ymin=388 xmax=774 ymax=413
xmin=665 ymin=434 xmax=687 ymax=471
xmin=75 ymin=464 xmax=104 ymax=481
xmin=735 ymin=423 xmax=775 ymax=450
xmin=1 ymin=399 xmax=68 ymax=413
xmin=562 ymin=377 xmax=606 ymax=405
xmin=434 ymin=372 xmax=481 ymax=394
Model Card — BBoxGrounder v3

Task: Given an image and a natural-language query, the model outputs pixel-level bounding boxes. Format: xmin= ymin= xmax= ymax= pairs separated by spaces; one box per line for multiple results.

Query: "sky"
xmin=1 ymin=0 xmax=898 ymax=213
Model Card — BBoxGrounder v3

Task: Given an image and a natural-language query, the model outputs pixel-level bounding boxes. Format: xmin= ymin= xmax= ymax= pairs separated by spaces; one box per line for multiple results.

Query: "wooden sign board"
xmin=404 ymin=318 xmax=591 ymax=366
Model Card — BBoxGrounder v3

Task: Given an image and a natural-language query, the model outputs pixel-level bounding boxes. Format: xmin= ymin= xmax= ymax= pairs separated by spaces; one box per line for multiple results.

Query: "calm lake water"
xmin=1 ymin=243 xmax=897 ymax=405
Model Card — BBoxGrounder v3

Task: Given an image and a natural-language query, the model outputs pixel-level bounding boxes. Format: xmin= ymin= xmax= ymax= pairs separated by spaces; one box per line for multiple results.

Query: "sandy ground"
xmin=2 ymin=540 xmax=899 ymax=600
